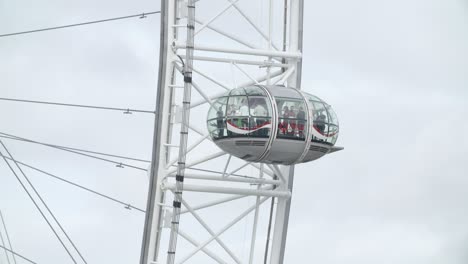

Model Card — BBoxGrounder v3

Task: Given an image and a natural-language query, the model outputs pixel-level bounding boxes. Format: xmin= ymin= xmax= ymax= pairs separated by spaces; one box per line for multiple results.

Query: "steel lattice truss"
xmin=141 ymin=0 xmax=304 ymax=263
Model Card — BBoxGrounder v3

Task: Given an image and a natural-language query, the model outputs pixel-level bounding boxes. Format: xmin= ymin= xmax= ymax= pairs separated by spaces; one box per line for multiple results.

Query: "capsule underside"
xmin=207 ymin=85 xmax=341 ymax=165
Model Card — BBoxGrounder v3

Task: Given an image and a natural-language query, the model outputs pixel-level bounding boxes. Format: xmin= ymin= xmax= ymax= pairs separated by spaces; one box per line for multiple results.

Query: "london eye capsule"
xmin=207 ymin=85 xmax=343 ymax=165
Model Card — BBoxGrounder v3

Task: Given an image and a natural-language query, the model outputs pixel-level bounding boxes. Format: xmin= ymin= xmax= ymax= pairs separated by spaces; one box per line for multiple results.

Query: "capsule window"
xmin=308 ymin=98 xmax=339 ymax=144
xmin=276 ymin=98 xmax=307 ymax=141
xmin=248 ymin=96 xmax=271 ymax=137
xmin=207 ymin=97 xmax=228 ymax=139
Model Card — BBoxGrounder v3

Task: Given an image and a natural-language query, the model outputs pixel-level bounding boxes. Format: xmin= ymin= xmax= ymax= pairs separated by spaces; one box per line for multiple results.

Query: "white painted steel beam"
xmin=190 ymin=69 xmax=284 ymax=109
xmin=140 ymin=0 xmax=176 ymax=263
xmin=269 ymin=1 xmax=305 ymax=263
xmin=180 ymin=199 xmax=242 ymax=263
xmin=191 ymin=67 xmax=231 ymax=91
xmin=195 ymin=0 xmax=241 ymax=35
xmin=178 ymin=55 xmax=289 ymax=67
xmin=177 ymin=229 xmax=227 ymax=264
xmin=194 ymin=18 xmax=258 ymax=49
xmin=167 ymin=151 xmax=226 ymax=175
xmin=249 ymin=164 xmax=264 ymax=264
xmin=177 ymin=197 xmax=270 ymax=264
xmin=168 ymin=173 xmax=281 ymax=185
xmin=166 ymin=134 xmax=210 ymax=169
xmin=174 ymin=42 xmax=302 ymax=59
xmin=163 ymin=183 xmax=291 ymax=198
xmin=232 ymin=63 xmax=260 ymax=84
xmin=226 ymin=161 xmax=252 ymax=177
xmin=179 ymin=194 xmax=245 ymax=215
xmin=228 ymin=0 xmax=280 ymax=50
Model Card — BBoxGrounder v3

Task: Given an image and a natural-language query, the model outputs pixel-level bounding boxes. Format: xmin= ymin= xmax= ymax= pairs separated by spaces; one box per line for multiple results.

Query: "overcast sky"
xmin=0 ymin=0 xmax=467 ymax=264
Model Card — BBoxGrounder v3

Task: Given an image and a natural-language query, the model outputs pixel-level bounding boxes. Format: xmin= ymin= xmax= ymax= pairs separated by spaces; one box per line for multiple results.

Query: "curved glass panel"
xmin=229 ymin=88 xmax=246 ymax=96
xmin=245 ymin=86 xmax=266 ymax=96
xmin=307 ymin=94 xmax=323 ymax=102
xmin=207 ymin=97 xmax=228 ymax=139
xmin=326 ymin=105 xmax=339 ymax=126
xmin=225 ymin=91 xmax=272 ymax=138
xmin=248 ymin=96 xmax=271 ymax=137
xmin=227 ymin=96 xmax=249 ymax=117
xmin=276 ymin=97 xmax=306 ymax=141
xmin=305 ymin=94 xmax=340 ymax=145
xmin=208 ymin=86 xmax=274 ymax=140
xmin=225 ymin=95 xmax=249 ymax=137
xmin=264 ymin=85 xmax=302 ymax=99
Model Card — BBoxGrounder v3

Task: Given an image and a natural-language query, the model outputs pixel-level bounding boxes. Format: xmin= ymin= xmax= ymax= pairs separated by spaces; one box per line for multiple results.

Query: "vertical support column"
xmin=269 ymin=166 xmax=295 ymax=264
xmin=269 ymin=0 xmax=304 ymax=263
xmin=140 ymin=1 xmax=177 ymax=263
xmin=166 ymin=0 xmax=196 ymax=263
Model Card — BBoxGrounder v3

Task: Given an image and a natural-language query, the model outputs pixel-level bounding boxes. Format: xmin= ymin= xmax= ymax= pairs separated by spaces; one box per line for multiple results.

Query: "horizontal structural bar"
xmin=174 ymin=42 xmax=302 ymax=59
xmin=178 ymin=55 xmax=288 ymax=67
xmin=166 ymin=151 xmax=226 ymax=175
xmin=179 ymin=194 xmax=245 ymax=215
xmin=168 ymin=173 xmax=281 ymax=185
xmin=162 ymin=183 xmax=291 ymax=198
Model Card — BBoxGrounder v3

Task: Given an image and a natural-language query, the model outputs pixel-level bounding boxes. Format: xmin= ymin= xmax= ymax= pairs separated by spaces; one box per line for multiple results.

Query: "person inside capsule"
xmin=207 ymin=85 xmax=341 ymax=164
xmin=251 ymin=99 xmax=268 ymax=136
xmin=289 ymin=105 xmax=296 ymax=136
xmin=216 ymin=106 xmax=224 ymax=138
xmin=208 ymin=86 xmax=339 ymax=144
xmin=279 ymin=105 xmax=289 ymax=135
xmin=297 ymin=106 xmax=306 ymax=138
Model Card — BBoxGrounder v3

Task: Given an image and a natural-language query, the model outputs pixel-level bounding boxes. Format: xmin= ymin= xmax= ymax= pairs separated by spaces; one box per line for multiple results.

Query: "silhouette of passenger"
xmin=253 ymin=102 xmax=268 ymax=136
xmin=227 ymin=104 xmax=236 ymax=136
xmin=239 ymin=99 xmax=249 ymax=130
xmin=316 ymin=114 xmax=326 ymax=134
xmin=297 ymin=106 xmax=306 ymax=138
xmin=216 ymin=106 xmax=224 ymax=138
xmin=280 ymin=106 xmax=290 ymax=135
xmin=288 ymin=106 xmax=296 ymax=136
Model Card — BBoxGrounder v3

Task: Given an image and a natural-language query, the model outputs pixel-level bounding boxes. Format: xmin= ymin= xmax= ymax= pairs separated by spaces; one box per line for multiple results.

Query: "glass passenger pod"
xmin=207 ymin=86 xmax=273 ymax=162
xmin=207 ymin=85 xmax=340 ymax=164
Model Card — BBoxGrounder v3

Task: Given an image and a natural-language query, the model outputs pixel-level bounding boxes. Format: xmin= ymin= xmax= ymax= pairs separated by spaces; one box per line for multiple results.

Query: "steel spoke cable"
xmin=0 ymin=142 xmax=78 ymax=264
xmin=0 ymin=11 xmax=160 ymax=38
xmin=0 ymin=227 xmax=12 ymax=264
xmin=0 ymin=97 xmax=155 ymax=114
xmin=0 ymin=245 xmax=37 ymax=264
xmin=0 ymin=154 xmax=145 ymax=213
xmin=0 ymin=132 xmax=147 ymax=171
xmin=0 ymin=141 xmax=87 ymax=264
xmin=0 ymin=134 xmax=150 ymax=163
xmin=0 ymin=210 xmax=17 ymax=264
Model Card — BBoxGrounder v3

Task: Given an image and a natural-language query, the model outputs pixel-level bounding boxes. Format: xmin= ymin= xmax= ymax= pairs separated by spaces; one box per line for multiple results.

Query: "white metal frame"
xmin=141 ymin=0 xmax=304 ymax=263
